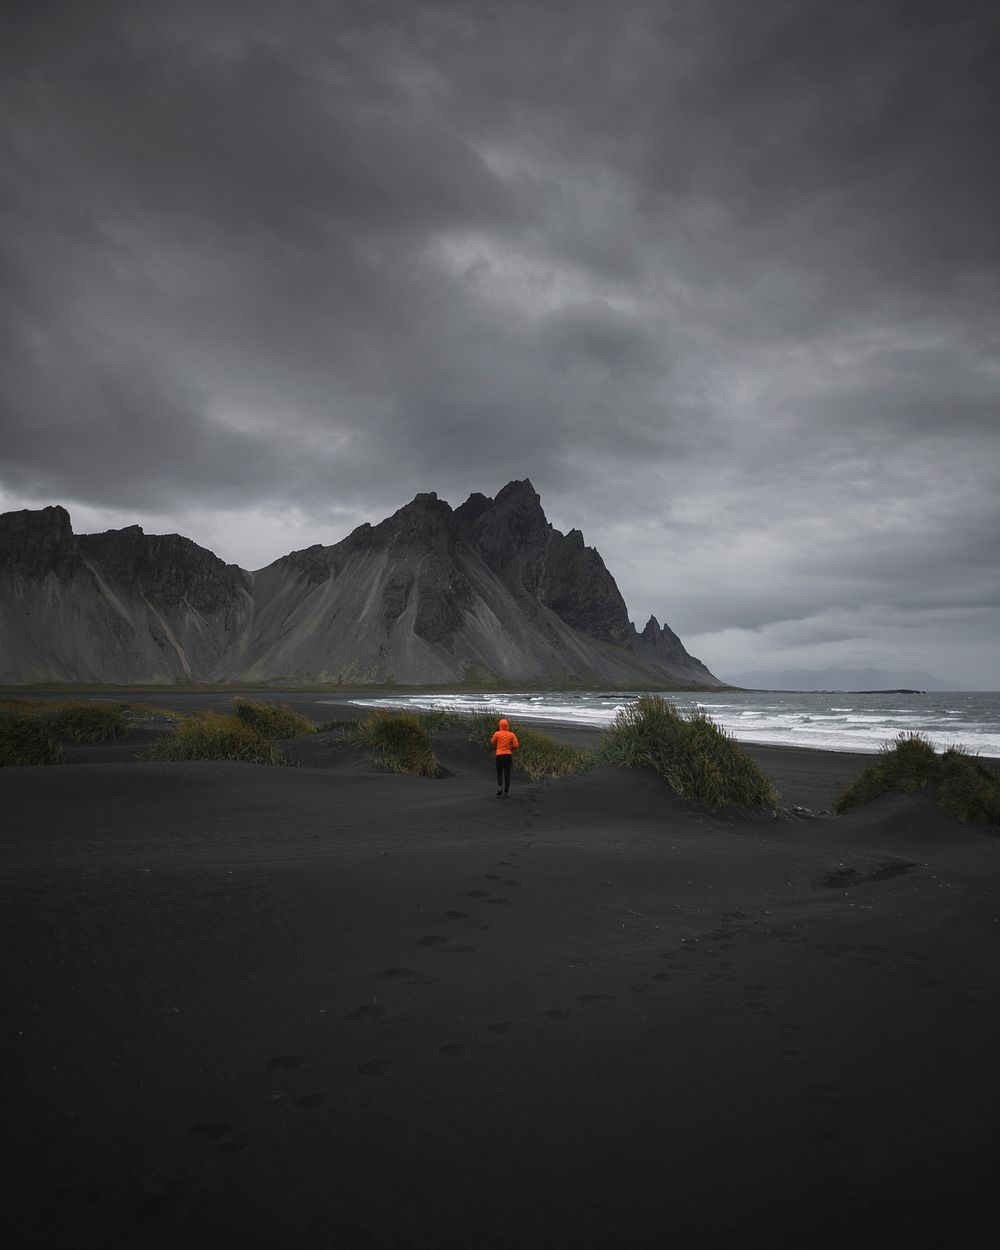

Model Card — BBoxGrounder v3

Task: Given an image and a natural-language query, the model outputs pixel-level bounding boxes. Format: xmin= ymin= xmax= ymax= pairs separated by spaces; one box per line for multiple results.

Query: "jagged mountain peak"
xmin=0 ymin=489 xmax=721 ymax=687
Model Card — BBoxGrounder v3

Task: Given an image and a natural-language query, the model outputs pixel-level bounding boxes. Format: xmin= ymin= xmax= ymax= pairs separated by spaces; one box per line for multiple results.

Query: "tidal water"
xmin=341 ymin=689 xmax=1000 ymax=758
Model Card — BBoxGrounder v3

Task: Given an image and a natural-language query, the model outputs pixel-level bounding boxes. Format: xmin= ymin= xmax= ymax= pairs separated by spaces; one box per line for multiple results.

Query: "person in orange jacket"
xmin=490 ymin=717 xmax=519 ymax=796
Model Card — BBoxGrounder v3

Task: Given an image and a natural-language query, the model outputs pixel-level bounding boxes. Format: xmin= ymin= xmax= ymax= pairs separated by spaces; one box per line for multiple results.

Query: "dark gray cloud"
xmin=1 ymin=0 xmax=998 ymax=684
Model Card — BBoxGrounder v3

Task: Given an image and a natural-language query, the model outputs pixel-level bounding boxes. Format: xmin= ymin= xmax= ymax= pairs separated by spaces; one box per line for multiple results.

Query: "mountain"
xmin=722 ymin=666 xmax=971 ymax=692
xmin=0 ymin=480 xmax=721 ymax=688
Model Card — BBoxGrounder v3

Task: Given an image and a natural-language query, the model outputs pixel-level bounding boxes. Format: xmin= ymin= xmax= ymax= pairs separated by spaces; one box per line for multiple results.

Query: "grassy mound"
xmin=464 ymin=710 xmax=595 ymax=780
xmin=0 ymin=698 xmax=129 ymax=742
xmin=837 ymin=733 xmax=1000 ymax=829
xmin=232 ymin=698 xmax=316 ymax=739
xmin=515 ymin=727 xmax=595 ymax=780
xmin=349 ymin=710 xmax=440 ymax=777
xmin=45 ymin=701 xmax=130 ymax=742
xmin=597 ymin=695 xmax=781 ymax=811
xmin=0 ymin=714 xmax=67 ymax=766
xmin=141 ymin=711 xmax=289 ymax=765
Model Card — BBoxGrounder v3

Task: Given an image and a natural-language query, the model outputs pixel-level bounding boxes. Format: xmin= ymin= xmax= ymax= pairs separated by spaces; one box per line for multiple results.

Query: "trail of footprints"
xmin=185 ymin=802 xmax=940 ymax=1155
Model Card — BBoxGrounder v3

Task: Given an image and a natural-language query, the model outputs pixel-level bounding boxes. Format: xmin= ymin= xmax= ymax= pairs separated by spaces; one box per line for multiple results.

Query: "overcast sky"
xmin=2 ymin=0 xmax=998 ymax=686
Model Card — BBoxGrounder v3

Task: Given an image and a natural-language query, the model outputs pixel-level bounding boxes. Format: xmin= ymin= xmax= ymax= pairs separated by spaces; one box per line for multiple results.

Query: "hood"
xmin=498 ymin=718 xmax=509 ymax=730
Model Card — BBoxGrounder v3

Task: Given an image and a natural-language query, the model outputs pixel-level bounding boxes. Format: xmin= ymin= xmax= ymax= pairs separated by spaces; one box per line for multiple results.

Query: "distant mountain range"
xmin=723 ymin=666 xmax=971 ymax=692
xmin=0 ymin=479 xmax=721 ymax=688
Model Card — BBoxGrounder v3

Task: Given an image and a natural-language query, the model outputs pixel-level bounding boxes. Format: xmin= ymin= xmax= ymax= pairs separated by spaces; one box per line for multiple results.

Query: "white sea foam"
xmin=326 ymin=689 xmax=1000 ymax=757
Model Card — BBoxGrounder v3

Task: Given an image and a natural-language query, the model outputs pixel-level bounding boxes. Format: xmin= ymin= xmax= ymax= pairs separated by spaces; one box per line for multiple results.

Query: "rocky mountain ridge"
xmin=0 ymin=480 xmax=721 ymax=687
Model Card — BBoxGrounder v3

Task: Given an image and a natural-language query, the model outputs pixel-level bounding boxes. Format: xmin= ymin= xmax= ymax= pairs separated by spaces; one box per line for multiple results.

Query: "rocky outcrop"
xmin=0 ymin=483 xmax=722 ymax=687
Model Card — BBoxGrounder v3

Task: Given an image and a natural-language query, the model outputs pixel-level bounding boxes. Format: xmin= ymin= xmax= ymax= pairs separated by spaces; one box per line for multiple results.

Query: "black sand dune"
xmin=3 ymin=698 xmax=998 ymax=1247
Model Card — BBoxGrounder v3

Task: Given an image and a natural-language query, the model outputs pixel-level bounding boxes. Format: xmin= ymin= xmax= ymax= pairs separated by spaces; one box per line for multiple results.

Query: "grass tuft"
xmin=45 ymin=701 xmax=130 ymax=742
xmin=513 ymin=726 xmax=596 ymax=780
xmin=463 ymin=709 xmax=595 ymax=780
xmin=231 ymin=698 xmax=316 ymax=739
xmin=837 ymin=734 xmax=1000 ymax=829
xmin=415 ymin=709 xmax=472 ymax=733
xmin=348 ymin=710 xmax=441 ymax=777
xmin=0 ymin=713 xmax=67 ymax=766
xmin=597 ymin=695 xmax=781 ymax=811
xmin=0 ymin=698 xmax=130 ymax=742
xmin=141 ymin=711 xmax=289 ymax=765
xmin=937 ymin=748 xmax=1000 ymax=828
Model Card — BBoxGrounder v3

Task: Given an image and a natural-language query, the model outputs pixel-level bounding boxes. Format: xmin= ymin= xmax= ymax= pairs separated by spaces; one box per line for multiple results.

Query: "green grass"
xmin=415 ymin=709 xmax=474 ymax=733
xmin=836 ymin=734 xmax=1000 ymax=829
xmin=0 ymin=698 xmax=129 ymax=742
xmin=596 ymin=695 xmax=781 ymax=811
xmin=141 ymin=711 xmax=290 ymax=765
xmin=231 ymin=698 xmax=316 ymax=739
xmin=45 ymin=701 xmax=130 ymax=742
xmin=512 ymin=726 xmax=596 ymax=780
xmin=348 ymin=710 xmax=441 ymax=777
xmin=0 ymin=713 xmax=67 ymax=766
xmin=461 ymin=708 xmax=596 ymax=780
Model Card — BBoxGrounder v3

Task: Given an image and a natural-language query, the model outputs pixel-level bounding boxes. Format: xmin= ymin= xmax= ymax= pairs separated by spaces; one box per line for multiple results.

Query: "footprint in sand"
xmin=439 ymin=1042 xmax=468 ymax=1057
xmin=418 ymin=934 xmax=448 ymax=947
xmin=486 ymin=896 xmax=512 ymax=906
xmin=467 ymin=889 xmax=491 ymax=899
xmin=54 ymin=1184 xmax=105 ymax=1208
xmin=343 ymin=1003 xmax=385 ymax=1021
xmin=266 ymin=1055 xmax=304 ymax=1073
xmin=358 ymin=1058 xmax=393 ymax=1076
xmin=138 ymin=1179 xmax=202 ymax=1223
xmin=187 ymin=1122 xmax=250 ymax=1152
xmin=445 ymin=910 xmax=486 ymax=927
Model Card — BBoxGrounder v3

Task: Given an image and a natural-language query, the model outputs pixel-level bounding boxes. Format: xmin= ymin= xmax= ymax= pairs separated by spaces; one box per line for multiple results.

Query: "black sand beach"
xmin=3 ymin=694 xmax=999 ymax=1247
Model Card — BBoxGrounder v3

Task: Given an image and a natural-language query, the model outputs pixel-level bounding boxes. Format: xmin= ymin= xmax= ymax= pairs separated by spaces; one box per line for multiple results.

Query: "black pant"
xmin=496 ymin=754 xmax=512 ymax=792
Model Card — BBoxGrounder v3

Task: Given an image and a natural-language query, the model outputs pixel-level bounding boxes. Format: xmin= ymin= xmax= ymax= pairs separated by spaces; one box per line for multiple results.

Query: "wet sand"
xmin=3 ymin=696 xmax=998 ymax=1247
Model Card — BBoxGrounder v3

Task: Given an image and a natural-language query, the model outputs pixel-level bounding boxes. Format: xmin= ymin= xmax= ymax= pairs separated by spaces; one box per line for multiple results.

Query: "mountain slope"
xmin=0 ymin=481 xmax=721 ymax=687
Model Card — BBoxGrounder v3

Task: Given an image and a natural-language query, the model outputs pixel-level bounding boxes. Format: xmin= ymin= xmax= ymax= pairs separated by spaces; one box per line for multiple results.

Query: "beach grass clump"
xmin=0 ymin=698 xmax=36 ymax=714
xmin=508 ymin=726 xmax=595 ymax=780
xmin=514 ymin=726 xmax=595 ymax=780
xmin=835 ymin=733 xmax=938 ymax=812
xmin=0 ymin=698 xmax=130 ymax=742
xmin=416 ymin=709 xmax=471 ymax=733
xmin=837 ymin=734 xmax=1000 ymax=829
xmin=464 ymin=709 xmax=505 ymax=746
xmin=44 ymin=700 xmax=130 ymax=742
xmin=231 ymin=698 xmax=316 ymax=739
xmin=463 ymin=709 xmax=595 ymax=779
xmin=597 ymin=695 xmax=781 ymax=811
xmin=937 ymin=749 xmax=1000 ymax=829
xmin=0 ymin=713 xmax=67 ymax=766
xmin=141 ymin=710 xmax=289 ymax=765
xmin=349 ymin=710 xmax=440 ymax=777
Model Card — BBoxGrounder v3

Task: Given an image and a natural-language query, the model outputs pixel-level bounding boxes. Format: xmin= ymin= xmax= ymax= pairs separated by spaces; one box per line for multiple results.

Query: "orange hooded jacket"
xmin=491 ymin=718 xmax=519 ymax=756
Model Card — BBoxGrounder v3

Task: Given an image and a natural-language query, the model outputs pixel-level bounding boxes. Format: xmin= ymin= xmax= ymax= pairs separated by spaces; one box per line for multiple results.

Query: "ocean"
xmin=336 ymin=689 xmax=1000 ymax=758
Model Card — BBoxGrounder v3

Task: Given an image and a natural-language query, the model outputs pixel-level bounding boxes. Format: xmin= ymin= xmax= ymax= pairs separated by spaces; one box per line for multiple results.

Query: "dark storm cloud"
xmin=1 ymin=0 xmax=998 ymax=682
